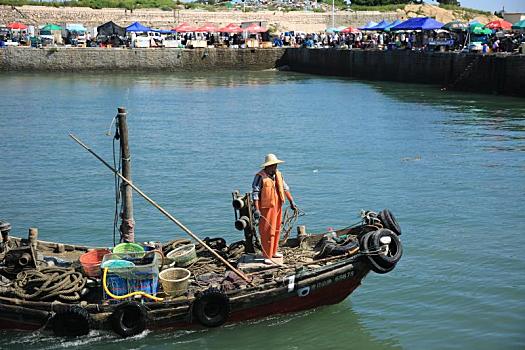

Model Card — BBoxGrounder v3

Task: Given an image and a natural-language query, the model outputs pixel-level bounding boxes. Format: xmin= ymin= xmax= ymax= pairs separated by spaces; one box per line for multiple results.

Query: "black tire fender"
xmin=192 ymin=288 xmax=230 ymax=327
xmin=378 ymin=209 xmax=401 ymax=236
xmin=51 ymin=305 xmax=92 ymax=337
xmin=362 ymin=230 xmax=395 ymax=274
xmin=370 ymin=229 xmax=403 ymax=267
xmin=110 ymin=301 xmax=148 ymax=338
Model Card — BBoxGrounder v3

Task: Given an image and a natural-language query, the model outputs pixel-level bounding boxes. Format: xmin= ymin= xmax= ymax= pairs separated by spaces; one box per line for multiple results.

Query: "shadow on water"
xmin=0 ymin=70 xmax=317 ymax=91
xmin=365 ymin=80 xmax=525 ymax=153
xmin=0 ymin=303 xmax=401 ymax=350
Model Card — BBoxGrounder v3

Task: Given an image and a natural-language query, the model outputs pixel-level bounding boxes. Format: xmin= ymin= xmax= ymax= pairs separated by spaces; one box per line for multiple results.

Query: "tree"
xmin=350 ymin=1 xmax=413 ymax=5
xmin=436 ymin=0 xmax=460 ymax=5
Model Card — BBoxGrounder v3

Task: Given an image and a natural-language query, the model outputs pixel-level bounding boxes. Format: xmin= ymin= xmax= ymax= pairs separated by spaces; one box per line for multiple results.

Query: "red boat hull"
xmin=229 ymin=276 xmax=362 ymax=322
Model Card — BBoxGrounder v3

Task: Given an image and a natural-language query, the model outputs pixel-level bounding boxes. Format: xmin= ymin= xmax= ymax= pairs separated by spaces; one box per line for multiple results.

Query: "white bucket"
xmin=166 ymin=244 xmax=197 ymax=267
xmin=159 ymin=267 xmax=191 ymax=297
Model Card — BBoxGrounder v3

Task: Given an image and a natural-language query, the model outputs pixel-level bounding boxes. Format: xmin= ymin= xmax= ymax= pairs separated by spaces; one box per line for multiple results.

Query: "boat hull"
xmin=0 ymin=259 xmax=370 ymax=333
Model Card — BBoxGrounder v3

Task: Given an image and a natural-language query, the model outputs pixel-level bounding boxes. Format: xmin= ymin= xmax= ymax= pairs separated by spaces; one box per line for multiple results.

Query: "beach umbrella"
xmin=468 ymin=21 xmax=484 ymax=31
xmin=41 ymin=24 xmax=62 ymax=31
xmin=152 ymin=29 xmax=174 ymax=34
xmin=471 ymin=26 xmax=493 ymax=35
xmin=218 ymin=23 xmax=243 ymax=33
xmin=512 ymin=19 xmax=525 ymax=30
xmin=340 ymin=26 xmax=360 ymax=34
xmin=126 ymin=22 xmax=151 ymax=32
xmin=368 ymin=20 xmax=390 ymax=31
xmin=390 ymin=17 xmax=444 ymax=31
xmin=7 ymin=22 xmax=27 ymax=30
xmin=66 ymin=23 xmax=87 ymax=32
xmin=325 ymin=27 xmax=338 ymax=33
xmin=485 ymin=19 xmax=512 ymax=30
xmin=172 ymin=22 xmax=195 ymax=33
xmin=97 ymin=21 xmax=126 ymax=37
xmin=245 ymin=23 xmax=267 ymax=33
xmin=443 ymin=20 xmax=468 ymax=31
xmin=384 ymin=19 xmax=402 ymax=32
xmin=358 ymin=21 xmax=378 ymax=30
xmin=195 ymin=23 xmax=218 ymax=32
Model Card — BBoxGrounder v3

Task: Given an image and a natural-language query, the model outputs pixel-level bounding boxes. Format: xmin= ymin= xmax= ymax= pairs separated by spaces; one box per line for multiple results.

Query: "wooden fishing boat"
xmin=0 ymin=108 xmax=403 ymax=337
xmin=0 ymin=212 xmax=402 ymax=337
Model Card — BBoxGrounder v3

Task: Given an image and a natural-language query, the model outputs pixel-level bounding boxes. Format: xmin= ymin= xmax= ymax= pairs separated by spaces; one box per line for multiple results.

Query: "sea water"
xmin=0 ymin=71 xmax=524 ymax=350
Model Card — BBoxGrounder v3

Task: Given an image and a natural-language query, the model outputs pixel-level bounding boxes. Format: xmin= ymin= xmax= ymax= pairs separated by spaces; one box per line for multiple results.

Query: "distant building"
xmin=503 ymin=13 xmax=525 ymax=24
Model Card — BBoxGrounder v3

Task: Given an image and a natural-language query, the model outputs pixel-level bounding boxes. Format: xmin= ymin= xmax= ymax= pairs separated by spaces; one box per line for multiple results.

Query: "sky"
xmin=431 ymin=0 xmax=525 ymax=13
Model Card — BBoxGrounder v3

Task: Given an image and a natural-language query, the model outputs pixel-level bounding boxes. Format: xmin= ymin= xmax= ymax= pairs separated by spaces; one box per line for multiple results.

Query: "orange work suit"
xmin=257 ymin=169 xmax=286 ymax=259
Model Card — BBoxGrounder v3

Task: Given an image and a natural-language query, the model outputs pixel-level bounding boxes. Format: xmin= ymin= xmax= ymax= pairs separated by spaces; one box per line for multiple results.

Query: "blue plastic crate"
xmin=101 ymin=252 xmax=160 ymax=300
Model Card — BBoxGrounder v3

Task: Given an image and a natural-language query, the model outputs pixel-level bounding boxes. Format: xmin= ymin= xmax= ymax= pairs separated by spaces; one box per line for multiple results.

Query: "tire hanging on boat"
xmin=361 ymin=229 xmax=402 ymax=274
xmin=50 ymin=305 xmax=92 ymax=337
xmin=192 ymin=287 xmax=230 ymax=327
xmin=370 ymin=228 xmax=403 ymax=267
xmin=378 ymin=209 xmax=401 ymax=236
xmin=110 ymin=301 xmax=148 ymax=337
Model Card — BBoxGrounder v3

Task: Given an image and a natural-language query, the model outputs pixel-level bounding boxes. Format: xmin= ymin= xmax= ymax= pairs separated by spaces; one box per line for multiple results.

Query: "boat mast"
xmin=117 ymin=107 xmax=134 ymax=243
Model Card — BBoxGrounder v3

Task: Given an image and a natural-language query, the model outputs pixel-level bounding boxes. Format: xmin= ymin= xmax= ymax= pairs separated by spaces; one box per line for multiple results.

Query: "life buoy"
xmin=51 ymin=306 xmax=92 ymax=337
xmin=378 ymin=209 xmax=401 ymax=236
xmin=192 ymin=288 xmax=230 ymax=327
xmin=361 ymin=229 xmax=402 ymax=274
xmin=110 ymin=301 xmax=147 ymax=337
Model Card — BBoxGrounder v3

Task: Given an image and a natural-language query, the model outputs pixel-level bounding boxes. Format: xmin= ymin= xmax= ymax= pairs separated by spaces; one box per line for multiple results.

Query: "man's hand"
xmin=253 ymin=210 xmax=261 ymax=220
xmin=290 ymin=201 xmax=298 ymax=212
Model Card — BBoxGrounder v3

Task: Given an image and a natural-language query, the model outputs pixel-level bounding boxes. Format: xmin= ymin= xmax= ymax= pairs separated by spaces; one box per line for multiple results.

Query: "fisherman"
xmin=252 ymin=154 xmax=297 ymax=263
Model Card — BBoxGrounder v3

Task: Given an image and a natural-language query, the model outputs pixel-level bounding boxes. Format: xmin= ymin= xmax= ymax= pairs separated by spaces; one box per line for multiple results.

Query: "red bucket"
xmin=79 ymin=249 xmax=111 ymax=278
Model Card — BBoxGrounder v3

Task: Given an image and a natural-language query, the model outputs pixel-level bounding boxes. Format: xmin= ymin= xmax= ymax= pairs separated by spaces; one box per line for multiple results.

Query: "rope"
xmin=12 ymin=267 xmax=87 ymax=302
xmin=279 ymin=206 xmax=305 ymax=245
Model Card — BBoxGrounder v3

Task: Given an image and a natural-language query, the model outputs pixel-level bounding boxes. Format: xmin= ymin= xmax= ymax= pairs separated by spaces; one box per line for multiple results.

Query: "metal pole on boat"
xmin=117 ymin=107 xmax=135 ymax=243
xmin=69 ymin=133 xmax=253 ymax=285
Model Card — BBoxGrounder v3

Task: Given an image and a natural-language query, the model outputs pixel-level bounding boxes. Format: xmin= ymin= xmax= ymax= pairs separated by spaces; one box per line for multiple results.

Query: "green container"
xmin=113 ymin=243 xmax=144 ymax=254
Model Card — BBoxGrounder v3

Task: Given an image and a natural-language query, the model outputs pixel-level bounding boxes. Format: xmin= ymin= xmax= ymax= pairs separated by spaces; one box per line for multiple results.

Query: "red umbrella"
xmin=245 ymin=23 xmax=268 ymax=33
xmin=485 ymin=19 xmax=512 ymax=30
xmin=196 ymin=23 xmax=218 ymax=32
xmin=340 ymin=26 xmax=360 ymax=34
xmin=218 ymin=23 xmax=243 ymax=33
xmin=172 ymin=22 xmax=195 ymax=33
xmin=7 ymin=22 xmax=27 ymax=30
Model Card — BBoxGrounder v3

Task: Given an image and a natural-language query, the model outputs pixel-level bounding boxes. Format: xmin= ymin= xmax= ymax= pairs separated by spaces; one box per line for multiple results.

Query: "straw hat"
xmin=261 ymin=154 xmax=284 ymax=168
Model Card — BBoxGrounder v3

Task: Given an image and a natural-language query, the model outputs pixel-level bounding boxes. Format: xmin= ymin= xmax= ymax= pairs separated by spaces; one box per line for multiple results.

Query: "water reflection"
xmin=367 ymin=81 xmax=525 ymax=152
xmin=0 ymin=70 xmax=314 ymax=91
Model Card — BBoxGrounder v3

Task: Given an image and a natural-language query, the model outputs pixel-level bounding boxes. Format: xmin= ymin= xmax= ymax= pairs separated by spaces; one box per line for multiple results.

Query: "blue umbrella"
xmin=358 ymin=21 xmax=378 ymax=30
xmin=126 ymin=22 xmax=152 ymax=33
xmin=66 ymin=23 xmax=87 ymax=32
xmin=384 ymin=19 xmax=403 ymax=31
xmin=368 ymin=20 xmax=390 ymax=31
xmin=390 ymin=17 xmax=444 ymax=31
xmin=152 ymin=29 xmax=174 ymax=34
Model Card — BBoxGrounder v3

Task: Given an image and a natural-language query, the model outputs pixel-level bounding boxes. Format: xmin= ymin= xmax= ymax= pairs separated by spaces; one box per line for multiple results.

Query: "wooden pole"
xmin=69 ymin=133 xmax=253 ymax=285
xmin=117 ymin=107 xmax=135 ymax=243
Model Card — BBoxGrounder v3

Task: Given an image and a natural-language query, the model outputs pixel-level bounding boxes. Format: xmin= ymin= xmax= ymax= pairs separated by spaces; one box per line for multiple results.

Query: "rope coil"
xmin=13 ymin=267 xmax=87 ymax=302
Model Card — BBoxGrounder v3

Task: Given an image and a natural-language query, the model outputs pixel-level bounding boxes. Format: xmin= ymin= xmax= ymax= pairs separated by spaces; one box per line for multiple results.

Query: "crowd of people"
xmin=276 ymin=30 xmax=525 ymax=53
xmin=1 ymin=19 xmax=524 ymax=54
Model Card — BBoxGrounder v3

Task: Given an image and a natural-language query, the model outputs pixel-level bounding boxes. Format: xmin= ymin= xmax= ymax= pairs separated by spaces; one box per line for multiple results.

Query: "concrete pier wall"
xmin=1 ymin=47 xmax=523 ymax=97
xmin=283 ymin=48 xmax=525 ymax=97
xmin=0 ymin=47 xmax=286 ymax=71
